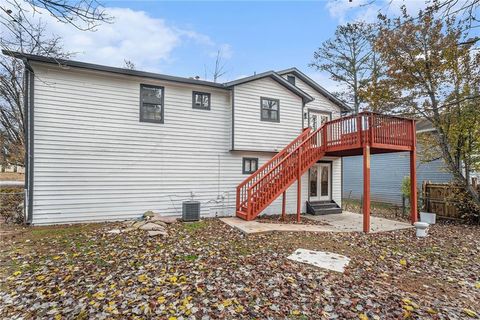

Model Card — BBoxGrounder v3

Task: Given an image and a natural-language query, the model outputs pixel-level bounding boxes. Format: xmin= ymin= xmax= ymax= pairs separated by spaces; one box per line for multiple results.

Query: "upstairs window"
xmin=243 ymin=158 xmax=258 ymax=174
xmin=140 ymin=84 xmax=164 ymax=123
xmin=260 ymin=97 xmax=280 ymax=122
xmin=287 ymin=75 xmax=296 ymax=85
xmin=192 ymin=91 xmax=211 ymax=110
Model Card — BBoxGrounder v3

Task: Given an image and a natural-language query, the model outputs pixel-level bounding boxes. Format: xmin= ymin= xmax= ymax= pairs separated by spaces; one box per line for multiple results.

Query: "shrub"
xmin=0 ymin=187 xmax=24 ymax=224
xmin=401 ymin=176 xmax=411 ymax=199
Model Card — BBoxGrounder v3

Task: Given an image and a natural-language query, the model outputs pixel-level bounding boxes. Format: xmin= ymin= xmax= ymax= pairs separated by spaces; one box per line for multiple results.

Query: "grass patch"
xmin=182 ymin=221 xmax=206 ymax=232
xmin=183 ymin=254 xmax=198 ymax=261
xmin=28 ymin=224 xmax=102 ymax=240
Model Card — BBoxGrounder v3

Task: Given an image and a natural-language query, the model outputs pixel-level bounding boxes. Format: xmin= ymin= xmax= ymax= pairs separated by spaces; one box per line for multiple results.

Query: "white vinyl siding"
xmin=282 ymin=73 xmax=342 ymax=122
xmin=30 ymin=63 xmax=314 ymax=224
xmin=233 ymin=77 xmax=303 ymax=152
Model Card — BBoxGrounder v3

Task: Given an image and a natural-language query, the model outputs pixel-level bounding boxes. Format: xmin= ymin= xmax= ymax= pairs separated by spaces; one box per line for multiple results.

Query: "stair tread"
xmin=311 ymin=208 xmax=343 ymax=215
xmin=311 ymin=203 xmax=338 ymax=208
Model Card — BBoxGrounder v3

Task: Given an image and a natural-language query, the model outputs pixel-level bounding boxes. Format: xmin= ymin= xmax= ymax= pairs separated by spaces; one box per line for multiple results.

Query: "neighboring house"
xmin=342 ymin=119 xmax=453 ymax=205
xmin=5 ymin=51 xmax=350 ymax=225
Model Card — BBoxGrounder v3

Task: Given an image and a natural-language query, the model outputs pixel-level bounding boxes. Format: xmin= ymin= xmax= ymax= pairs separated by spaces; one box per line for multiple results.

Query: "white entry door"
xmin=309 ymin=163 xmax=331 ymax=201
xmin=308 ymin=111 xmax=330 ymax=130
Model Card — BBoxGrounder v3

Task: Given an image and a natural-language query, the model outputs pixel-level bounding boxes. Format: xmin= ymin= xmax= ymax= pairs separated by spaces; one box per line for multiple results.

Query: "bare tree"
xmin=123 ymin=59 xmax=135 ymax=70
xmin=0 ymin=0 xmax=110 ymax=31
xmin=0 ymin=16 xmax=69 ymax=167
xmin=309 ymin=22 xmax=374 ymax=113
xmin=212 ymin=49 xmax=227 ymax=83
xmin=0 ymin=0 xmax=110 ymax=168
xmin=426 ymin=0 xmax=480 ymax=42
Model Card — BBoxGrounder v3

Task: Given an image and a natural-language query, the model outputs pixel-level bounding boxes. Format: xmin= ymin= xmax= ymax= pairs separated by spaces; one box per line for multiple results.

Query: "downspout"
xmin=231 ymin=87 xmax=235 ymax=151
xmin=22 ymin=58 xmax=34 ymax=224
xmin=302 ymin=100 xmax=305 ymax=129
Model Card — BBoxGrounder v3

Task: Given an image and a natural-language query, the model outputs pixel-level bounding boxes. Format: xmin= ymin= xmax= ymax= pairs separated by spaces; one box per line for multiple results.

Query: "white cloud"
xmin=0 ymin=2 xmax=232 ymax=72
xmin=326 ymin=0 xmax=373 ymax=24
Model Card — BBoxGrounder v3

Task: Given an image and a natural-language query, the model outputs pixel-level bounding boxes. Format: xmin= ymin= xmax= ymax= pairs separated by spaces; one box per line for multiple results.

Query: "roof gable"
xmin=224 ymin=71 xmax=313 ymax=103
xmin=276 ymin=67 xmax=351 ymax=112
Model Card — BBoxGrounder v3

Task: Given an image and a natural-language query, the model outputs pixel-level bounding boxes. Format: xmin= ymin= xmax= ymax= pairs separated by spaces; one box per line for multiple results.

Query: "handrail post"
xmin=368 ymin=113 xmax=373 ymax=146
xmin=236 ymin=187 xmax=240 ymax=212
xmin=356 ymin=115 xmax=362 ymax=147
xmin=247 ymin=188 xmax=252 ymax=221
xmin=322 ymin=125 xmax=327 ymax=151
xmin=368 ymin=113 xmax=376 ymax=145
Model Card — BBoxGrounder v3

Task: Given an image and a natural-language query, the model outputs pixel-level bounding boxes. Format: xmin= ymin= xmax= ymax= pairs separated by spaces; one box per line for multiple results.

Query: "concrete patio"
xmin=220 ymin=211 xmax=413 ymax=234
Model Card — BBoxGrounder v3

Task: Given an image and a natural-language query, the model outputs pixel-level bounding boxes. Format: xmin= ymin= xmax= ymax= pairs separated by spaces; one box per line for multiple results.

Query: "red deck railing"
xmin=236 ymin=112 xmax=415 ymax=220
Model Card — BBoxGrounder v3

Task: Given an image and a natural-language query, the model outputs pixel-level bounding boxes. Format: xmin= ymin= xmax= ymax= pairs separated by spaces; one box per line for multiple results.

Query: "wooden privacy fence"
xmin=421 ymin=182 xmax=462 ymax=219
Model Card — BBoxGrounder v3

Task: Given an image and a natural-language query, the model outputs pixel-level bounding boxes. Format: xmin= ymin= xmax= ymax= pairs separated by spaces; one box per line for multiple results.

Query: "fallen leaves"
xmin=0 ymin=219 xmax=479 ymax=319
xmin=464 ymin=308 xmax=478 ymax=318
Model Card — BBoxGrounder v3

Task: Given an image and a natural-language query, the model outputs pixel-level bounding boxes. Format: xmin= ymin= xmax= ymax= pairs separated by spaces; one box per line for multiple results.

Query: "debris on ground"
xmin=0 ymin=218 xmax=479 ymax=319
xmin=107 ymin=211 xmax=178 ymax=236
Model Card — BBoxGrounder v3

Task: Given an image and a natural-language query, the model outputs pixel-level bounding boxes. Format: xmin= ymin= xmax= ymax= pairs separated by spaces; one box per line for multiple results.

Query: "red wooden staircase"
xmin=235 ymin=112 xmax=416 ymax=223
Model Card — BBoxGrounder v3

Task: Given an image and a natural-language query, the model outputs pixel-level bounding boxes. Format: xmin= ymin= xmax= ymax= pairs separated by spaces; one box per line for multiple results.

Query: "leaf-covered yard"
xmin=1 ymin=219 xmax=479 ymax=319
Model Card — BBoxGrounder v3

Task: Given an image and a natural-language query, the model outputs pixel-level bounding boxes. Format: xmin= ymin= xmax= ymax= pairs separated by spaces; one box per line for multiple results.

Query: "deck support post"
xmin=363 ymin=145 xmax=371 ymax=233
xmin=297 ymin=149 xmax=302 ymax=223
xmin=282 ymin=191 xmax=286 ymax=221
xmin=410 ymin=149 xmax=418 ymax=224
xmin=296 ymin=177 xmax=301 ymax=222
xmin=410 ymin=119 xmax=418 ymax=224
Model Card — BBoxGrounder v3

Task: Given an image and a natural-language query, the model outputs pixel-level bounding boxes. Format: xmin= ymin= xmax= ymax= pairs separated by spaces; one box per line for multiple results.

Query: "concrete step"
xmin=310 ymin=207 xmax=343 ymax=215
xmin=307 ymin=200 xmax=342 ymax=215
xmin=310 ymin=203 xmax=338 ymax=209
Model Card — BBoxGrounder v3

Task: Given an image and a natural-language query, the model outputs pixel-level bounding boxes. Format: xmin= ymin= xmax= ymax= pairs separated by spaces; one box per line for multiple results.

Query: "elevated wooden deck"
xmin=236 ymin=112 xmax=418 ymax=232
xmin=321 ymin=112 xmax=415 ymax=156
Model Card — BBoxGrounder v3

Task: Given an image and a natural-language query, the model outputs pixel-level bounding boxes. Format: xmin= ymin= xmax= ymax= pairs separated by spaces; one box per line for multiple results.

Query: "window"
xmin=287 ymin=75 xmax=295 ymax=85
xmin=260 ymin=97 xmax=280 ymax=122
xmin=192 ymin=91 xmax=211 ymax=110
xmin=140 ymin=84 xmax=164 ymax=123
xmin=242 ymin=158 xmax=258 ymax=174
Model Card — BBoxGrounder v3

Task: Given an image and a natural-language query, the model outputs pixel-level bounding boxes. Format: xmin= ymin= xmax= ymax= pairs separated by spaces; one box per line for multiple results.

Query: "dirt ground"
xmin=0 ymin=172 xmax=24 ymax=181
xmin=0 ymin=218 xmax=479 ymax=319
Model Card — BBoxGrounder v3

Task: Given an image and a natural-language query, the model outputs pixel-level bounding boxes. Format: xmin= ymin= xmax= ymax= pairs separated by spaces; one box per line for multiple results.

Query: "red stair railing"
xmin=241 ymin=123 xmax=327 ymax=220
xmin=235 ymin=128 xmax=311 ymax=218
xmin=236 ymin=112 xmax=415 ymax=221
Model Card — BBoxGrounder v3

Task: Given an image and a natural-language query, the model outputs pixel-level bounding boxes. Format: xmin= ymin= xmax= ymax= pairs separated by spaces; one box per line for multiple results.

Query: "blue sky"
xmin=102 ymin=1 xmax=340 ymax=81
xmin=6 ymin=0 xmax=429 ymax=90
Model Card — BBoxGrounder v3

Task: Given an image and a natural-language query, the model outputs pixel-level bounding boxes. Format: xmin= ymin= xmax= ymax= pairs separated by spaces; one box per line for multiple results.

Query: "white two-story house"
xmin=5 ymin=51 xmax=350 ymax=225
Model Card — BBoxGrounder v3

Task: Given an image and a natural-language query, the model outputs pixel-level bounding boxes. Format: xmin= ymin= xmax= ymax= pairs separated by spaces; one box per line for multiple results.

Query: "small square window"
xmin=140 ymin=84 xmax=164 ymax=123
xmin=287 ymin=75 xmax=295 ymax=85
xmin=260 ymin=97 xmax=280 ymax=122
xmin=192 ymin=91 xmax=211 ymax=110
xmin=242 ymin=157 xmax=259 ymax=174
